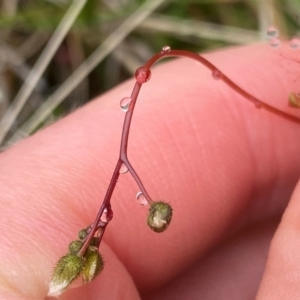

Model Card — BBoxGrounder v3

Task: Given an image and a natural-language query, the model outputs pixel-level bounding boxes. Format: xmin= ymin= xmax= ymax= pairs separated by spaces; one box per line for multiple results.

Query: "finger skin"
xmin=145 ymin=219 xmax=278 ymax=300
xmin=0 ymin=43 xmax=299 ymax=298
xmin=0 ymin=241 xmax=140 ymax=300
xmin=256 ymin=181 xmax=300 ymax=300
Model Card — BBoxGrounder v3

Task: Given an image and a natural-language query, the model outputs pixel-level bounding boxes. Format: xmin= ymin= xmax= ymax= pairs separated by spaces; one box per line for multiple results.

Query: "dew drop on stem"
xmin=289 ymin=93 xmax=300 ymax=108
xmin=100 ymin=207 xmax=113 ymax=223
xmin=266 ymin=26 xmax=279 ymax=39
xmin=135 ymin=67 xmax=151 ymax=83
xmin=212 ymin=69 xmax=222 ymax=80
xmin=119 ymin=163 xmax=128 ymax=174
xmin=120 ymin=97 xmax=132 ymax=112
xmin=290 ymin=38 xmax=300 ymax=50
xmin=254 ymin=100 xmax=262 ymax=109
xmin=160 ymin=45 xmax=171 ymax=54
xmin=136 ymin=192 xmax=148 ymax=205
xmin=269 ymin=38 xmax=281 ymax=49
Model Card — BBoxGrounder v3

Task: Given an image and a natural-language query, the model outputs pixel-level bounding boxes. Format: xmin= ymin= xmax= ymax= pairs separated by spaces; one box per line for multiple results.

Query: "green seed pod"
xmin=82 ymin=246 xmax=104 ymax=283
xmin=48 ymin=254 xmax=84 ymax=297
xmin=147 ymin=201 xmax=172 ymax=233
xmin=288 ymin=93 xmax=300 ymax=108
xmin=78 ymin=228 xmax=88 ymax=240
xmin=68 ymin=240 xmax=83 ymax=254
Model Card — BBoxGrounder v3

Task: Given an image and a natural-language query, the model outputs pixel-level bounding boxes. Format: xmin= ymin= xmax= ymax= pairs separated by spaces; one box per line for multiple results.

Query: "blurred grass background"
xmin=0 ymin=0 xmax=299 ymax=148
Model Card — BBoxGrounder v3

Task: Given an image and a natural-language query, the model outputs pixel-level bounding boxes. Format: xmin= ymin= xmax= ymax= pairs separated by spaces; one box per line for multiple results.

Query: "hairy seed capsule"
xmin=147 ymin=201 xmax=172 ymax=233
xmin=288 ymin=93 xmax=300 ymax=108
xmin=68 ymin=240 xmax=83 ymax=254
xmin=78 ymin=228 xmax=88 ymax=240
xmin=48 ymin=254 xmax=84 ymax=297
xmin=82 ymin=246 xmax=104 ymax=283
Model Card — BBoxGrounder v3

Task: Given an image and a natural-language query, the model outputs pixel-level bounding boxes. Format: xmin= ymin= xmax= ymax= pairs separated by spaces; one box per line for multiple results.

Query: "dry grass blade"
xmin=140 ymin=14 xmax=260 ymax=44
xmin=8 ymin=0 xmax=166 ymax=145
xmin=113 ymin=45 xmax=144 ymax=74
xmin=255 ymin=0 xmax=284 ymax=39
xmin=1 ymin=0 xmax=18 ymax=16
xmin=0 ymin=0 xmax=88 ymax=145
xmin=0 ymin=40 xmax=47 ymax=92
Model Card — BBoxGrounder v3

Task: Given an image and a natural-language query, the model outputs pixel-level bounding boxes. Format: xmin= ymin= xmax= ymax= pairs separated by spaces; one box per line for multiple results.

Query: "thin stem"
xmin=122 ymin=158 xmax=153 ymax=203
xmin=79 ymin=159 xmax=122 ymax=255
xmin=81 ymin=81 xmax=155 ymax=253
xmin=120 ymin=82 xmax=142 ymax=157
xmin=80 ymin=47 xmax=300 ymax=256
xmin=144 ymin=49 xmax=300 ymax=124
xmin=120 ymin=82 xmax=153 ymax=203
xmin=96 ymin=224 xmax=108 ymax=246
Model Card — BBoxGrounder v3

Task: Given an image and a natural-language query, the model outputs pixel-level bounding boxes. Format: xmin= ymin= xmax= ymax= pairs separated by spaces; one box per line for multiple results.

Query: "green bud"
xmin=82 ymin=246 xmax=104 ymax=283
xmin=78 ymin=228 xmax=88 ymax=240
xmin=289 ymin=93 xmax=300 ymax=108
xmin=48 ymin=254 xmax=84 ymax=297
xmin=68 ymin=240 xmax=83 ymax=254
xmin=147 ymin=201 xmax=172 ymax=233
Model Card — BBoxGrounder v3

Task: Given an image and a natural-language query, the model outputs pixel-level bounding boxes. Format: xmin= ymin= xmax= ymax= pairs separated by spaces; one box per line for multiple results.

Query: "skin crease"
xmin=0 ymin=43 xmax=300 ymax=299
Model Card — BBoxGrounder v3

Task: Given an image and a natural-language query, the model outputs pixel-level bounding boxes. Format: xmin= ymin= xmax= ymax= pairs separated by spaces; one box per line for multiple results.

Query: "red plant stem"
xmin=79 ymin=83 xmax=152 ymax=255
xmin=122 ymin=158 xmax=153 ymax=202
xmin=79 ymin=47 xmax=300 ymax=256
xmin=78 ymin=159 xmax=122 ymax=256
xmin=146 ymin=50 xmax=300 ymax=124
xmin=96 ymin=223 xmax=108 ymax=246
xmin=120 ymin=82 xmax=154 ymax=203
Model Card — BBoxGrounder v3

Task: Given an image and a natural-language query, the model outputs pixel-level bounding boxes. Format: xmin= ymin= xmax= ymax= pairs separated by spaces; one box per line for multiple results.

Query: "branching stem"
xmin=79 ymin=47 xmax=300 ymax=256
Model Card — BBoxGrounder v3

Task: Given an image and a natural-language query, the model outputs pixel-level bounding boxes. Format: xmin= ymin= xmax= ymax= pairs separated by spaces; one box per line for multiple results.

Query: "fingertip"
xmin=0 ymin=238 xmax=140 ymax=300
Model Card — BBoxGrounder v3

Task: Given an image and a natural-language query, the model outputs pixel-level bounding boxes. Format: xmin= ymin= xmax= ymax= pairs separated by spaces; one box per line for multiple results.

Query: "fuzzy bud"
xmin=78 ymin=228 xmax=88 ymax=240
xmin=147 ymin=201 xmax=172 ymax=232
xmin=68 ymin=240 xmax=83 ymax=254
xmin=82 ymin=246 xmax=104 ymax=283
xmin=48 ymin=254 xmax=84 ymax=297
xmin=288 ymin=93 xmax=300 ymax=108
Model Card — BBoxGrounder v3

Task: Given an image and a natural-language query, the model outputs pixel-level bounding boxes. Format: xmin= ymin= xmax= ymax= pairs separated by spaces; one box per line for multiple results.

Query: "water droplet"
xmin=212 ymin=69 xmax=222 ymax=80
xmin=135 ymin=67 xmax=151 ymax=83
xmin=120 ymin=97 xmax=132 ymax=112
xmin=161 ymin=45 xmax=171 ymax=54
xmin=290 ymin=38 xmax=300 ymax=50
xmin=266 ymin=26 xmax=279 ymax=39
xmin=136 ymin=192 xmax=148 ymax=205
xmin=269 ymin=38 xmax=281 ymax=49
xmin=100 ymin=207 xmax=113 ymax=223
xmin=119 ymin=163 xmax=128 ymax=174
xmin=254 ymin=100 xmax=262 ymax=109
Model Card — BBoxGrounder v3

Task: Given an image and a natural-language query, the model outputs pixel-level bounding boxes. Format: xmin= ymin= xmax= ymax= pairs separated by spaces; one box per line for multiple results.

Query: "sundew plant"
xmin=47 ymin=40 xmax=300 ymax=296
